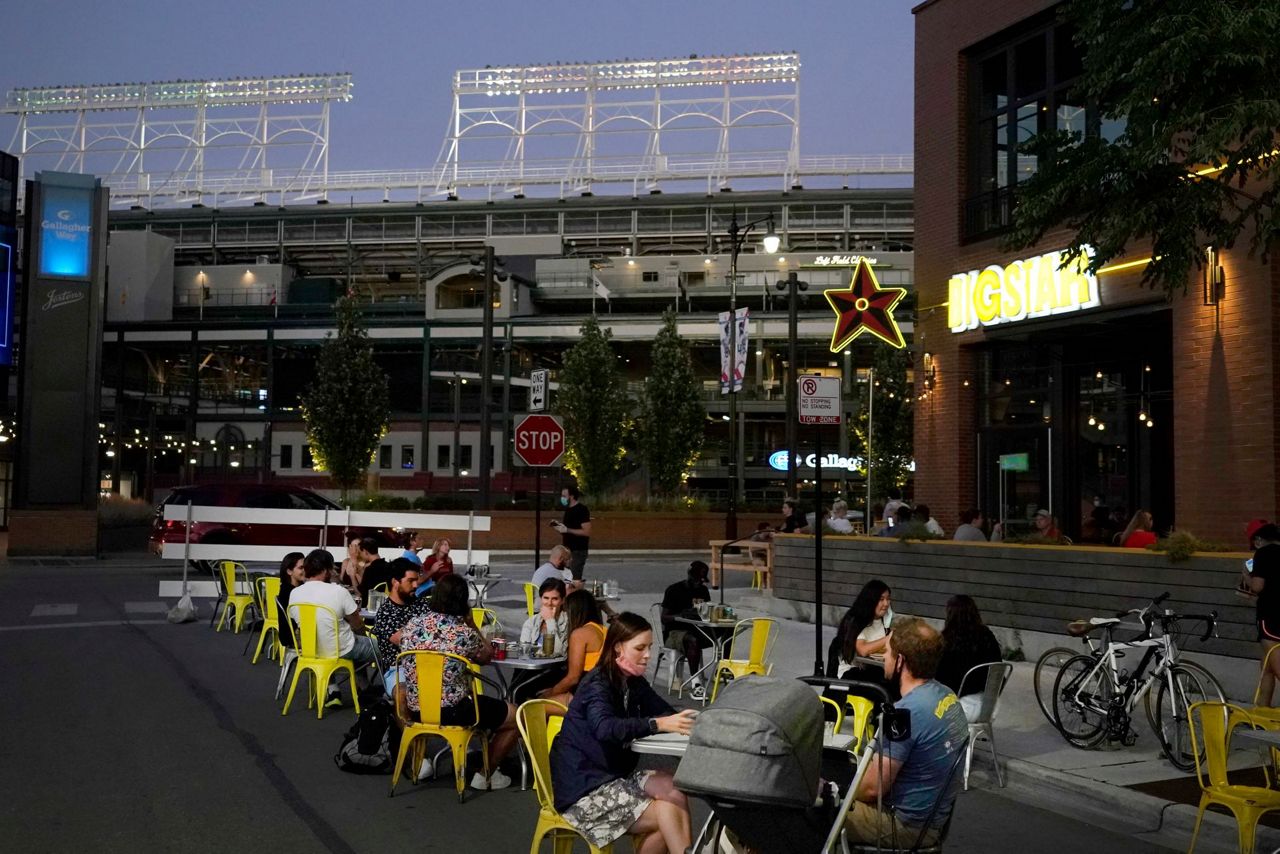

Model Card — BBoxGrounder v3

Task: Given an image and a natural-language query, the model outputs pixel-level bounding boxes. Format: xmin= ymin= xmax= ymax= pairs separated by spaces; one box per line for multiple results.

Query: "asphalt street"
xmin=0 ymin=556 xmax=1178 ymax=853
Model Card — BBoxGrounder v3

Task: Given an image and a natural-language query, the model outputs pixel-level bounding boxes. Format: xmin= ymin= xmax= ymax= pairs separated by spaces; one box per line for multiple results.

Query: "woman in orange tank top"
xmin=542 ymin=589 xmax=607 ymax=711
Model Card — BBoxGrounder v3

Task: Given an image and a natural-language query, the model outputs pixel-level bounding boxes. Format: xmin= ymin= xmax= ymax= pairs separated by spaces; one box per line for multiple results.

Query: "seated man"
xmin=356 ymin=536 xmax=392 ymax=601
xmin=876 ymin=505 xmax=914 ymax=537
xmin=288 ymin=549 xmax=378 ymax=703
xmin=660 ymin=560 xmax=714 ymax=700
xmin=844 ymin=617 xmax=968 ymax=848
xmin=372 ymin=558 xmax=427 ymax=694
xmin=532 ymin=544 xmax=578 ymax=590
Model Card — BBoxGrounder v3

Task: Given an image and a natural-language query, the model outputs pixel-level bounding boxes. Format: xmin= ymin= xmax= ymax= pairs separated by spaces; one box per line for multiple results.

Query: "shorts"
xmin=665 ymin=629 xmax=712 ymax=651
xmin=439 ymin=695 xmax=510 ymax=732
xmin=568 ymin=549 xmax=589 ymax=581
xmin=843 ymin=801 xmax=938 ymax=849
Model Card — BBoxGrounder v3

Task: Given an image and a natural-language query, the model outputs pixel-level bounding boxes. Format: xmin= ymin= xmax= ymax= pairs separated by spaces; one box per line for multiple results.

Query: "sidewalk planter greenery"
xmin=771 ymin=535 xmax=1257 ymax=660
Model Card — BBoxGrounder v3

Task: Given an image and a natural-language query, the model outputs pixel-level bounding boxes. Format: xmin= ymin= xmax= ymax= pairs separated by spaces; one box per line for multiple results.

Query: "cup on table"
xmin=541 ymin=635 xmax=555 ymax=657
xmin=521 ymin=642 xmax=537 ymax=659
xmin=493 ymin=639 xmax=507 ymax=661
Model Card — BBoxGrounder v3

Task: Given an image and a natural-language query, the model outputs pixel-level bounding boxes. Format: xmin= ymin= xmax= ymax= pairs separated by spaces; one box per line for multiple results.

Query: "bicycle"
xmin=1051 ymin=592 xmax=1224 ymax=772
xmin=1033 ymin=629 xmax=1106 ymax=725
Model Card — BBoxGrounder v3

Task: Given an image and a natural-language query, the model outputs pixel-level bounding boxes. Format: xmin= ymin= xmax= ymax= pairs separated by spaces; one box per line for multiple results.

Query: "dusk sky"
xmin=0 ymin=0 xmax=915 ymax=177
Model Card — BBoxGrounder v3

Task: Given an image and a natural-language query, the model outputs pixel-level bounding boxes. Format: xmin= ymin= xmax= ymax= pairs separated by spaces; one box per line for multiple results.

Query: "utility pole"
xmin=479 ymin=246 xmax=495 ymax=508
xmin=776 ymin=271 xmax=807 ymax=499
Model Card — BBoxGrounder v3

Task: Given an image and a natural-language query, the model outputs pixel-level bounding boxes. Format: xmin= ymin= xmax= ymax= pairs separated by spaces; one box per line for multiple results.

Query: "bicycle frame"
xmin=1065 ymin=628 xmax=1176 ymax=718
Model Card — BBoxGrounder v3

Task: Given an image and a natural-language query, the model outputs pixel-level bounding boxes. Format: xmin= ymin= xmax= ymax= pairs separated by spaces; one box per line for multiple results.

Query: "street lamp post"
xmin=724 ymin=209 xmax=779 ymax=538
xmin=775 ymin=271 xmax=808 ymax=500
xmin=479 ymin=247 xmax=495 ymax=509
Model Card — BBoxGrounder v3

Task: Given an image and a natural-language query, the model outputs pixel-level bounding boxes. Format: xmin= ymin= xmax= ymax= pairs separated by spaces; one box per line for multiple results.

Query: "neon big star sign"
xmin=824 ymin=257 xmax=907 ymax=351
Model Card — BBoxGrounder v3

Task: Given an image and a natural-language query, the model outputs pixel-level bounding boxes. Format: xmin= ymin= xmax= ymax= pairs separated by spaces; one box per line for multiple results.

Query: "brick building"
xmin=912 ymin=0 xmax=1279 ymax=544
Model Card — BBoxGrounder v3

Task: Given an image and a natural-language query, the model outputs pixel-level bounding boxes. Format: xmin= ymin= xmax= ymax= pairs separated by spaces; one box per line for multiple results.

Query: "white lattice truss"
xmin=436 ymin=53 xmax=807 ymax=197
xmin=2 ymin=74 xmax=352 ymax=206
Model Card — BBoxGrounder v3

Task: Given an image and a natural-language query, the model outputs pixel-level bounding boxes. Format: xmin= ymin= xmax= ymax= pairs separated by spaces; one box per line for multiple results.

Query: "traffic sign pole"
xmin=534 ymin=468 xmax=542 ymax=570
xmin=814 ymin=424 xmax=824 ymax=677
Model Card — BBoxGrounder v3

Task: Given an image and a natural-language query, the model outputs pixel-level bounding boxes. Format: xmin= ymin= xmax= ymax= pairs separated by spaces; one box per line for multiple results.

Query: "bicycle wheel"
xmin=1034 ymin=646 xmax=1081 ymax=725
xmin=1152 ymin=664 xmax=1222 ymax=772
xmin=1051 ymin=654 xmax=1111 ymax=748
xmin=1143 ymin=659 xmax=1226 ymax=735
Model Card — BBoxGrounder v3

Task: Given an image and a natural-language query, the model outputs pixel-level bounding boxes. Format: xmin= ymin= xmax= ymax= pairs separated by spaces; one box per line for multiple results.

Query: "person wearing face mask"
xmin=843 ymin=617 xmax=968 ymax=847
xmin=552 ymin=486 xmax=592 ymax=582
xmin=551 ymin=612 xmax=697 ymax=854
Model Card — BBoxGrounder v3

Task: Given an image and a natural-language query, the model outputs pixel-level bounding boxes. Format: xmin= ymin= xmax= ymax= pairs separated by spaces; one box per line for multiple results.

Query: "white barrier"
xmin=158 ymin=503 xmax=492 ymax=574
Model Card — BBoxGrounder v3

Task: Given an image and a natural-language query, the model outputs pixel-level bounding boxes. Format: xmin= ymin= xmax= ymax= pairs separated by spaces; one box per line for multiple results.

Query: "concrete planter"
xmin=771 ymin=534 xmax=1256 ymax=661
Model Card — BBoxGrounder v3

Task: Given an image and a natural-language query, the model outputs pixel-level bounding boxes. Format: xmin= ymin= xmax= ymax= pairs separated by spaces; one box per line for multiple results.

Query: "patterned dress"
xmin=398 ymin=610 xmax=482 ymax=712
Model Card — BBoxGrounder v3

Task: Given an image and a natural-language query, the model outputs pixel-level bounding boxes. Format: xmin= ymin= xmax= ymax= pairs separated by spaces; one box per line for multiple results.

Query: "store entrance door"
xmin=980 ymin=426 xmax=1051 ymax=538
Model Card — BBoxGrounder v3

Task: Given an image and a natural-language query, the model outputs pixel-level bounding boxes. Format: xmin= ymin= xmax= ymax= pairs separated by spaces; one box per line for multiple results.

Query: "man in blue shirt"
xmin=845 ymin=617 xmax=969 ymax=847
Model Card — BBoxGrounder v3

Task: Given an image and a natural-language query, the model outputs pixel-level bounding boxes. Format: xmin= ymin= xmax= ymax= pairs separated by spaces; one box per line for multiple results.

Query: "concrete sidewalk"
xmin=478 ymin=579 xmax=1278 ymax=854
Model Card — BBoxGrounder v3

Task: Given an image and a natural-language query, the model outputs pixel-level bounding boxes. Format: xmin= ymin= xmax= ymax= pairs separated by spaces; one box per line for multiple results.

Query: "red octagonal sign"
xmin=513 ymin=413 xmax=565 ymax=467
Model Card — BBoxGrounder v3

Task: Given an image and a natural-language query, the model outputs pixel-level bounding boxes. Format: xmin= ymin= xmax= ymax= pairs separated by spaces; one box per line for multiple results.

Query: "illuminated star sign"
xmin=824 ymin=258 xmax=907 ymax=351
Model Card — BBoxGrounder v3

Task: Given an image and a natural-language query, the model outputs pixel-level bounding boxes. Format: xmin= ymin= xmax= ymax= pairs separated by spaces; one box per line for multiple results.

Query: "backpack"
xmin=334 ymin=700 xmax=398 ymax=775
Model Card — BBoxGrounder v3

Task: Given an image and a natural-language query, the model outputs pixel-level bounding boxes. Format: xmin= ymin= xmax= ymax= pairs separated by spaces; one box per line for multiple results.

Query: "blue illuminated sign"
xmin=38 ymin=184 xmax=93 ymax=279
xmin=0 ymin=237 xmax=11 ymax=365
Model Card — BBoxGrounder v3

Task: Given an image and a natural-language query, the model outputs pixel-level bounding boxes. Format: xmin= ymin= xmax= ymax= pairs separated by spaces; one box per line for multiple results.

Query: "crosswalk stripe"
xmin=29 ymin=604 xmax=78 ymax=618
xmin=0 ymin=619 xmax=170 ymax=632
xmin=157 ymin=580 xmax=222 ymax=598
xmin=124 ymin=601 xmax=170 ymax=614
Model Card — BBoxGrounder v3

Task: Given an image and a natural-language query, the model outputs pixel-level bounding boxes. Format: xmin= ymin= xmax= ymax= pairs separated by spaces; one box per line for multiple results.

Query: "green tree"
xmin=556 ymin=315 xmax=630 ymax=495
xmin=1006 ymin=0 xmax=1280 ymax=293
xmin=849 ymin=347 xmax=914 ymax=502
xmin=299 ymin=293 xmax=390 ymax=499
xmin=637 ymin=309 xmax=705 ymax=497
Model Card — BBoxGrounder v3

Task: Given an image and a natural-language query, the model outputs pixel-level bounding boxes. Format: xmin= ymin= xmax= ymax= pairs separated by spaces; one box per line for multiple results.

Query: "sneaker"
xmin=415 ymin=757 xmax=434 ymax=782
xmin=470 ymin=769 xmax=513 ymax=791
xmin=690 ymin=681 xmax=707 ymax=701
xmin=324 ymin=692 xmax=344 ymax=709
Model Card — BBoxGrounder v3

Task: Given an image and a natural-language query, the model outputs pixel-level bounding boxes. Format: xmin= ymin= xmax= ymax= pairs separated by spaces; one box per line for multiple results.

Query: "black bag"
xmin=334 ymin=701 xmax=398 ymax=775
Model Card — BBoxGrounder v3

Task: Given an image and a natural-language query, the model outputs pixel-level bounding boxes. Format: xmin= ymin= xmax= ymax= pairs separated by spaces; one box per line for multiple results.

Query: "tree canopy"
xmin=555 ymin=315 xmax=630 ymax=496
xmin=637 ymin=309 xmax=705 ymax=498
xmin=299 ymin=293 xmax=390 ymax=497
xmin=1006 ymin=0 xmax=1280 ymax=293
xmin=849 ymin=346 xmax=914 ymax=503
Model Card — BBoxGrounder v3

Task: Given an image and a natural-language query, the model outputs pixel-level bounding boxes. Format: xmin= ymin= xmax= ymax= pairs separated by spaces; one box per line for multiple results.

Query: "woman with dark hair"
xmin=936 ymin=594 xmax=1003 ymax=719
xmin=275 ymin=551 xmax=305 ymax=649
xmin=398 ymin=574 xmax=519 ymax=790
xmin=541 ymin=589 xmax=606 ymax=707
xmin=551 ymin=612 xmax=697 ymax=853
xmin=827 ymin=579 xmax=893 ymax=678
xmin=520 ymin=577 xmax=569 ymax=656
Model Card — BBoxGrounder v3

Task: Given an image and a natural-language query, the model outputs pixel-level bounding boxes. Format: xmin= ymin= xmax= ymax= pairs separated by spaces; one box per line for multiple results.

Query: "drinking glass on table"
xmin=541 ymin=634 xmax=555 ymax=657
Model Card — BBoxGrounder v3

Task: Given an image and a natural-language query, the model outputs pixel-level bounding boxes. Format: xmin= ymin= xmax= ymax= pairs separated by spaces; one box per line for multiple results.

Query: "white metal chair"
xmin=958 ymin=660 xmax=1013 ymax=790
xmin=649 ymin=602 xmax=688 ymax=692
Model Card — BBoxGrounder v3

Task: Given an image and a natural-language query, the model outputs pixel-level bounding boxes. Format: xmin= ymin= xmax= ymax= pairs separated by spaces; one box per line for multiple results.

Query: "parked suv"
xmin=148 ymin=483 xmax=398 ymax=554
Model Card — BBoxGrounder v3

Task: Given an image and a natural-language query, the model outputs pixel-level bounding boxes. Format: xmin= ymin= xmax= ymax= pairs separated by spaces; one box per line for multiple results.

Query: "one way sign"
xmin=530 ymin=369 xmax=548 ymax=412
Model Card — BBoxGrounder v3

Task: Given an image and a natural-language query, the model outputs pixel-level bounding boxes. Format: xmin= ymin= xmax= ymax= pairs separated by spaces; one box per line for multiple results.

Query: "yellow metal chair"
xmin=250 ymin=576 xmax=284 ymax=664
xmin=391 ymin=650 xmax=490 ymax=802
xmin=582 ymin=622 xmax=607 ymax=672
xmin=518 ymin=698 xmax=635 ymax=853
xmin=709 ymin=618 xmax=778 ymax=702
xmin=214 ymin=560 xmax=255 ymax=633
xmin=1187 ymin=702 xmax=1280 ymax=854
xmin=471 ymin=607 xmax=502 ymax=636
xmin=281 ymin=602 xmax=361 ymax=720
xmin=845 ymin=694 xmax=876 ymax=754
xmin=820 ymin=695 xmax=845 ymax=733
xmin=523 ymin=582 xmax=539 ymax=617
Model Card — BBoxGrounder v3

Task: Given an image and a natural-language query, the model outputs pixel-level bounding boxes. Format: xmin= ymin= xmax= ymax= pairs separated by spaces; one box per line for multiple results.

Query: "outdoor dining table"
xmin=466 ymin=573 xmax=504 ymax=607
xmin=672 ymin=614 xmax=741 ymax=702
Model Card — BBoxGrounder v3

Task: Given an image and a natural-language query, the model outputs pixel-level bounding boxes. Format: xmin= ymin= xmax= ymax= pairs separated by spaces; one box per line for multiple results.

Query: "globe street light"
xmin=724 ymin=209 xmax=779 ymax=538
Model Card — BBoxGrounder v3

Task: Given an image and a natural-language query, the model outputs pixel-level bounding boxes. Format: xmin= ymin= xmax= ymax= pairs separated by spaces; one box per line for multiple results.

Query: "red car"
xmin=148 ymin=483 xmax=399 ymax=554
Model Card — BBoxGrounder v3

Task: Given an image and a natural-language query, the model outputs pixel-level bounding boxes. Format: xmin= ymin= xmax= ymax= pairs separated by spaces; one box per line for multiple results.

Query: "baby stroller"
xmin=675 ymin=675 xmax=964 ymax=853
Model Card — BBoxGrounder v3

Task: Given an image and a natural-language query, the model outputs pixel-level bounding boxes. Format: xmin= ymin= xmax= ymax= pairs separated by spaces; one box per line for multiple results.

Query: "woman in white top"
xmin=826 ymin=579 xmax=893 ymax=678
xmin=520 ymin=577 xmax=569 ymax=656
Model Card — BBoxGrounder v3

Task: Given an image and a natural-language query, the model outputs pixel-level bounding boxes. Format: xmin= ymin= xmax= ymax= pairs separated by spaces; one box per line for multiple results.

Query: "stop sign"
xmin=513 ymin=414 xmax=565 ymax=467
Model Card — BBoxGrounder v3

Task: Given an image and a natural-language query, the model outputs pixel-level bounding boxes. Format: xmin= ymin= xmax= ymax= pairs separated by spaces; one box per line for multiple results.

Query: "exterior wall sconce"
xmin=1203 ymin=246 xmax=1225 ymax=305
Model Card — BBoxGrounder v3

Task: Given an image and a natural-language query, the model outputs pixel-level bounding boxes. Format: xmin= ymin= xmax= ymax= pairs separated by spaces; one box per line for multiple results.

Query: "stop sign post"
xmin=514 ymin=413 xmax=565 ymax=569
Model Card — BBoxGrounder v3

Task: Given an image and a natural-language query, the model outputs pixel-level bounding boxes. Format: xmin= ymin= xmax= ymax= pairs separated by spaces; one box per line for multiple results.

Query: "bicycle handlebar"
xmin=1115 ymin=591 xmax=1170 ymax=620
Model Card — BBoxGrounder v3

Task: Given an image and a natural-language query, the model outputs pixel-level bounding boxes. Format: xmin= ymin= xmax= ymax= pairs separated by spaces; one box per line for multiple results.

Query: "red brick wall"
xmin=913 ymin=0 xmax=1280 ymax=543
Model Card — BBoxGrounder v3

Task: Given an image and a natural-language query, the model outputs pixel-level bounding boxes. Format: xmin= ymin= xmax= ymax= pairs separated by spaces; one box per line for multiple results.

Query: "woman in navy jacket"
xmin=550 ymin=612 xmax=697 ymax=853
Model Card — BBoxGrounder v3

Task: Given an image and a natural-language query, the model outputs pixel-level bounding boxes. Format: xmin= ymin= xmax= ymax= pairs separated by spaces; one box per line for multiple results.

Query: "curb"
xmin=967 ymin=754 xmax=1280 ymax=853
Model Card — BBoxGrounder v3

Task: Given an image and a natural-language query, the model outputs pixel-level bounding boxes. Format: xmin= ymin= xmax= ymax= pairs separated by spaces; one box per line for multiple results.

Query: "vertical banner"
xmin=718 ymin=306 xmax=749 ymax=394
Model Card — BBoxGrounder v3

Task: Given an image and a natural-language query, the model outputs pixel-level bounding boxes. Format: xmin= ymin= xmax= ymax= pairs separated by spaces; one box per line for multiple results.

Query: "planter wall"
xmin=773 ymin=535 xmax=1257 ymax=660
xmin=422 ymin=511 xmax=776 ymax=553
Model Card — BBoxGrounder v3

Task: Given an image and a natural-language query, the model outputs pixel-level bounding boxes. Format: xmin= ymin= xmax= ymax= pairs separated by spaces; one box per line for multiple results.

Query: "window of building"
xmin=437 ymin=444 xmax=450 ymax=470
xmin=641 ymin=270 xmax=659 ymax=283
xmin=379 ymin=444 xmax=392 ymax=470
xmin=964 ymin=16 xmax=1089 ymax=241
xmin=301 ymin=445 xmax=313 ymax=469
xmin=401 ymin=446 xmax=415 ymax=470
xmin=279 ymin=444 xmax=293 ymax=469
xmin=460 ymin=445 xmax=474 ymax=470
